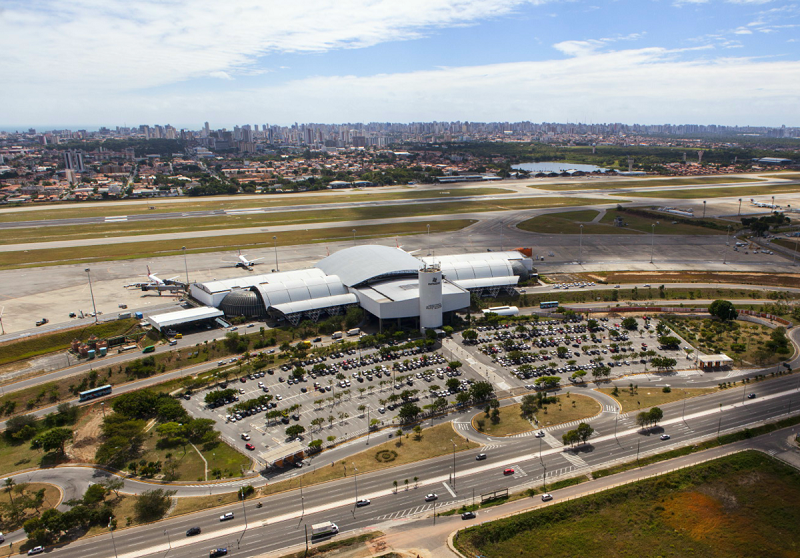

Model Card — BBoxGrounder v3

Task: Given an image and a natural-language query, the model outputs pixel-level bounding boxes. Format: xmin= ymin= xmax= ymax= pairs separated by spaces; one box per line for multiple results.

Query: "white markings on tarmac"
xmin=442 ymin=481 xmax=457 ymax=498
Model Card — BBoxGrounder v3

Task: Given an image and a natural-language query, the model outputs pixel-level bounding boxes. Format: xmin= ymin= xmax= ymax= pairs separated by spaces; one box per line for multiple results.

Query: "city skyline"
xmin=2 ymin=0 xmax=800 ymax=128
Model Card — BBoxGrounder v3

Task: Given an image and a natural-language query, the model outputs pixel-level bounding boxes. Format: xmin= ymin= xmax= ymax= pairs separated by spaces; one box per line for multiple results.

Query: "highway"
xmin=18 ymin=371 xmax=800 ymax=558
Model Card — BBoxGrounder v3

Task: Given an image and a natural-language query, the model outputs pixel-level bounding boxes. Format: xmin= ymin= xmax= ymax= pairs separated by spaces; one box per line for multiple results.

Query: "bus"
xmin=142 ymin=345 xmax=155 ymax=353
xmin=540 ymin=301 xmax=559 ymax=309
xmin=79 ymin=385 xmax=112 ymax=402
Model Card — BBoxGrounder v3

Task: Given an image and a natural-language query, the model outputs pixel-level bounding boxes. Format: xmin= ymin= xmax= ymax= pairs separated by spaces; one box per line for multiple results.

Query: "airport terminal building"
xmin=190 ymin=245 xmax=533 ymax=330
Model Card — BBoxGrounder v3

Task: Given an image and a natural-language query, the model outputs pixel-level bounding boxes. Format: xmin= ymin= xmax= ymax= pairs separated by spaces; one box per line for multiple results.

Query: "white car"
xmin=425 ymin=493 xmax=438 ymax=501
xmin=541 ymin=493 xmax=553 ymax=502
xmin=28 ymin=547 xmax=45 ymax=556
xmin=220 ymin=512 xmax=234 ymax=521
xmin=356 ymin=499 xmax=371 ymax=507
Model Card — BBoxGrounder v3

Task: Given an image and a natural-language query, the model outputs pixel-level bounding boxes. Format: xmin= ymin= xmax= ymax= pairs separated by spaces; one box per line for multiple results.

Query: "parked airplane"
xmin=124 ymin=266 xmax=184 ymax=293
xmin=223 ymin=251 xmax=264 ymax=270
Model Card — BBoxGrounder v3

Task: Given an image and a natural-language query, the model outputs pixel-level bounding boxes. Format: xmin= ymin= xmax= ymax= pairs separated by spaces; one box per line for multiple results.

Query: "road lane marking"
xmin=442 ymin=481 xmax=456 ymax=498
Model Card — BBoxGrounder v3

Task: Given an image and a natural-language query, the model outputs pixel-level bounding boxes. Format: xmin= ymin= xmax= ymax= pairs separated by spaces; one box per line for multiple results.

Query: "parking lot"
xmin=181 ymin=344 xmax=489 ymax=463
xmin=454 ymin=315 xmax=696 ymax=391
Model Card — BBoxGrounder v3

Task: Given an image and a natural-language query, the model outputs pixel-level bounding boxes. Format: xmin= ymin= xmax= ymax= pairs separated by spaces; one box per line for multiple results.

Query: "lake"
xmin=513 ymin=162 xmax=608 ymax=173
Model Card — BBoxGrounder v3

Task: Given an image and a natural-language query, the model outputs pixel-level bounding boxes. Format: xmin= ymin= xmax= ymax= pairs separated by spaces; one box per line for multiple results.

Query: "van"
xmin=175 ymin=333 xmax=183 ymax=339
xmin=169 ymin=340 xmax=178 ymax=346
xmin=331 ymin=331 xmax=343 ymax=340
xmin=347 ymin=328 xmax=361 ymax=336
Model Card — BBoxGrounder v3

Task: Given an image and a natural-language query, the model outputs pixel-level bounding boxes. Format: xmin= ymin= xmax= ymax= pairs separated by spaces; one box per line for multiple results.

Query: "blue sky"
xmin=1 ymin=0 xmax=799 ymax=128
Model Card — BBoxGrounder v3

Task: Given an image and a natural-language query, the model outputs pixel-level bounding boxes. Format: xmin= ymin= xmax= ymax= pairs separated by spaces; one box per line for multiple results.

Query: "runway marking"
xmin=105 ymin=216 xmax=128 ymax=222
xmin=442 ymin=481 xmax=457 ymax=498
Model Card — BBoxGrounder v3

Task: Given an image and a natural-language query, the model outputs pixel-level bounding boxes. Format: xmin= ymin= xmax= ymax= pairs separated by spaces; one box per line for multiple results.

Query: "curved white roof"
xmin=254 ymin=274 xmax=348 ymax=308
xmin=452 ymin=275 xmax=519 ymax=290
xmin=441 ymin=260 xmax=513 ymax=281
xmin=272 ymin=294 xmax=358 ymax=315
xmin=315 ymin=245 xmax=422 ymax=287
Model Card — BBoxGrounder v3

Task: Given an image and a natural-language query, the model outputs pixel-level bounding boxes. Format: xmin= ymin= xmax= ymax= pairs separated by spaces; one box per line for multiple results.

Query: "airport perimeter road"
xmin=23 ymin=376 xmax=800 ymax=558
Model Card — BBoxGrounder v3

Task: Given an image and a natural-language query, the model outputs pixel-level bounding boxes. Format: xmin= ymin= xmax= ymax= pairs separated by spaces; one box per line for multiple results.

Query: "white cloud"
xmin=12 ymin=46 xmax=799 ymax=127
xmin=0 ymin=0 xmax=556 ymax=95
xmin=554 ymin=32 xmax=645 ymax=56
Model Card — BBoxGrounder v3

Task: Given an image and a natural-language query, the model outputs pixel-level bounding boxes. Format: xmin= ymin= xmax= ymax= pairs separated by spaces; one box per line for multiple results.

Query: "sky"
xmin=1 ymin=0 xmax=799 ymax=129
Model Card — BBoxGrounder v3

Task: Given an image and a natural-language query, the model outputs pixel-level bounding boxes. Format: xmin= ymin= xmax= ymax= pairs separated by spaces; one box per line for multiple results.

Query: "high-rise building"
xmin=64 ymin=150 xmax=85 ymax=172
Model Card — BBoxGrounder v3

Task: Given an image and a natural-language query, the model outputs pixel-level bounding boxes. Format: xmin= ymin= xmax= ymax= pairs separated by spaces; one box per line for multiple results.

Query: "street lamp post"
xmin=427 ymin=224 xmax=431 ymax=256
xmin=164 ymin=529 xmax=171 ymax=550
xmin=108 ymin=518 xmax=119 ymax=558
xmin=272 ymin=236 xmax=279 ymax=272
xmin=352 ymin=229 xmax=357 ymax=246
xmin=181 ymin=246 xmax=189 ymax=285
xmin=702 ymin=200 xmax=706 ymax=218
xmin=451 ymin=439 xmax=457 ymax=490
xmin=578 ymin=224 xmax=583 ymax=264
xmin=738 ymin=198 xmax=742 ymax=216
xmin=85 ymin=268 xmax=98 ymax=324
xmin=353 ymin=463 xmax=359 ymax=508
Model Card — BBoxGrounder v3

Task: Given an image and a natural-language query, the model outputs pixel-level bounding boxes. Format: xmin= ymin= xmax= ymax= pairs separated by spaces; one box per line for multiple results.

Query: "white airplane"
xmin=125 ymin=266 xmax=182 ymax=291
xmin=223 ymin=251 xmax=264 ymax=270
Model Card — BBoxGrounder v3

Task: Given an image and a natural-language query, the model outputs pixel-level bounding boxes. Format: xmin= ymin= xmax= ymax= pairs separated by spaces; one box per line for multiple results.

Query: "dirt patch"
xmin=582 ymin=271 xmax=800 ymax=289
xmin=68 ymin=406 xmax=105 ymax=463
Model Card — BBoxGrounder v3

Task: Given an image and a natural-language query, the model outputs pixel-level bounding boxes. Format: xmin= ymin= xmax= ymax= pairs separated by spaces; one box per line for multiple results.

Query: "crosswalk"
xmin=560 ymin=451 xmax=590 ymax=471
xmin=603 ymin=405 xmax=618 ymax=413
xmin=481 ymin=443 xmax=501 ymax=451
xmin=454 ymin=422 xmax=472 ymax=431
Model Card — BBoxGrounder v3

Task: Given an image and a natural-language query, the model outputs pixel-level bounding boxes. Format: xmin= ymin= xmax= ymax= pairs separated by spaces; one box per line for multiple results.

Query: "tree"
xmin=648 ymin=407 xmax=664 ymax=426
xmin=468 ymin=381 xmax=494 ymax=402
xmin=134 ymin=489 xmax=176 ymax=522
xmin=36 ymin=428 xmax=73 ymax=455
xmin=651 ymin=356 xmax=677 ymax=371
xmin=658 ymin=336 xmax=681 ymax=350
xmin=398 ymin=402 xmax=421 ymax=423
xmin=621 ymin=317 xmax=638 ymax=331
xmin=285 ymin=424 xmax=306 ymax=438
xmin=446 ymin=378 xmax=460 ymax=392
xmin=82 ymin=483 xmax=107 ymax=506
xmin=709 ymin=299 xmax=738 ymax=321
xmin=562 ymin=429 xmax=580 ymax=447
xmin=520 ymin=394 xmax=538 ymax=418
xmin=576 ymin=422 xmax=594 ymax=444
xmin=101 ymin=477 xmax=125 ymax=499
xmin=462 ymin=329 xmax=478 ymax=343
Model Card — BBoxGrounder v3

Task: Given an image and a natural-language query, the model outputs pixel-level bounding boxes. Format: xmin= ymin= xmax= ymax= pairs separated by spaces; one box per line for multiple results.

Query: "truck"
xmin=331 ymin=331 xmax=343 ymax=340
xmin=311 ymin=521 xmax=339 ymax=537
xmin=35 ymin=318 xmax=49 ymax=327
xmin=346 ymin=328 xmax=361 ymax=336
xmin=118 ymin=312 xmax=132 ymax=320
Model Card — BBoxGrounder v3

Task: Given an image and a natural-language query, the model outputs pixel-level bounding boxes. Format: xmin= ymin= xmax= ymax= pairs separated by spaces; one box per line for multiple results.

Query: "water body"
xmin=513 ymin=162 xmax=608 ymax=173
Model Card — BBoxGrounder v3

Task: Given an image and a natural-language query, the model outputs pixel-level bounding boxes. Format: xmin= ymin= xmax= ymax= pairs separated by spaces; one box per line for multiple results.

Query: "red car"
xmin=503 ymin=468 xmax=514 ymax=475
xmin=245 ymin=443 xmax=255 ymax=451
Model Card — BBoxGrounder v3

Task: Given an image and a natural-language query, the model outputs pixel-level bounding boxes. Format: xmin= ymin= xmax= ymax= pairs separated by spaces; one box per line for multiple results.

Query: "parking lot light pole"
xmin=649 ymin=223 xmax=657 ymax=264
xmin=273 ymin=236 xmax=279 ymax=272
xmin=738 ymin=198 xmax=742 ymax=216
xmin=702 ymin=200 xmax=706 ymax=218
xmin=85 ymin=268 xmax=98 ymax=323
xmin=578 ymin=224 xmax=583 ymax=264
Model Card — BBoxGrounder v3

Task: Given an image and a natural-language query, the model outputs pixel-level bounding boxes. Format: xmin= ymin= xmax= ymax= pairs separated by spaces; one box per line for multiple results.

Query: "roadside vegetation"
xmin=580 ymin=270 xmax=800 ymax=290
xmin=472 ymin=394 xmax=601 ymax=435
xmin=454 ymin=451 xmax=800 ymax=558
xmin=0 ymin=318 xmax=141 ymax=369
xmin=0 ymin=482 xmax=61 ymax=533
xmin=661 ymin=315 xmax=793 ymax=366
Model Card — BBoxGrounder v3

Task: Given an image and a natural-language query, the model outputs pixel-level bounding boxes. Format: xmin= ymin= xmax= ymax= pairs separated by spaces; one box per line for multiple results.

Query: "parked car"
xmin=28 ymin=548 xmax=45 ymax=556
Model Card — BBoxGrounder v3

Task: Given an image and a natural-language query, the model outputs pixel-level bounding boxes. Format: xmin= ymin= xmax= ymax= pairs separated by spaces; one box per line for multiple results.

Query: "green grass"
xmin=472 ymin=403 xmax=535 ymax=437
xmin=257 ymin=422 xmax=479 ymax=498
xmin=534 ymin=176 xmax=762 ymax=191
xmin=616 ymin=182 xmax=800 ymax=199
xmin=515 ymin=210 xmax=614 ymax=235
xmin=598 ymin=386 xmax=717 ymax=413
xmin=454 ymin=450 xmax=800 ymax=558
xmin=137 ymin=435 xmax=252 ymax=482
xmin=0 ymin=319 xmax=140 ymax=368
xmin=599 ymin=208 xmax=730 ymax=235
xmin=0 ymin=219 xmax=476 ymax=270
xmin=0 ymin=187 xmax=513 ymax=223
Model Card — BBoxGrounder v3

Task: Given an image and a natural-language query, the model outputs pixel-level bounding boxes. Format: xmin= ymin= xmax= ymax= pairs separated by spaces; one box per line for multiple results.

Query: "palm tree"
xmin=404 ymin=479 xmax=409 ymax=491
xmin=413 ymin=476 xmax=419 ymax=488
xmin=393 ymin=480 xmax=398 ymax=493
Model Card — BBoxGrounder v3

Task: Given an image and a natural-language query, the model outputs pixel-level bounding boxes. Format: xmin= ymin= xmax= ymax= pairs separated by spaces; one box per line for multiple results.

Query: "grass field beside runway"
xmin=612 ymin=182 xmax=800 ymax=199
xmin=533 ymin=176 xmax=762 ymax=191
xmin=0 ymin=187 xmax=513 ymax=223
xmin=0 ymin=219 xmax=478 ymax=269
